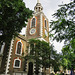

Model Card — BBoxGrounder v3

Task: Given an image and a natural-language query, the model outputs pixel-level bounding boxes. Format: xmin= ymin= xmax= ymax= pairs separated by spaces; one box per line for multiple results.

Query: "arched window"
xmin=31 ymin=18 xmax=36 ymax=28
xmin=45 ymin=20 xmax=47 ymax=28
xmin=13 ymin=58 xmax=21 ymax=68
xmin=16 ymin=41 xmax=22 ymax=55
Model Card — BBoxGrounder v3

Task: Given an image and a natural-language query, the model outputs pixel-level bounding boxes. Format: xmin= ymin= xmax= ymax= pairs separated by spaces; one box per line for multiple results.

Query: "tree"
xmin=50 ymin=0 xmax=75 ymax=42
xmin=0 ymin=0 xmax=33 ymax=44
xmin=50 ymin=1 xmax=75 ymax=74
xmin=24 ymin=39 xmax=61 ymax=75
xmin=24 ymin=39 xmax=51 ymax=75
xmin=50 ymin=45 xmax=61 ymax=73
xmin=61 ymin=39 xmax=75 ymax=70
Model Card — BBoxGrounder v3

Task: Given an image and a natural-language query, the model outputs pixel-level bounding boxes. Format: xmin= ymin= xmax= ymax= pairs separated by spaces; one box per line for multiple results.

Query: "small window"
xmin=45 ymin=20 xmax=47 ymax=28
xmin=16 ymin=41 xmax=22 ymax=55
xmin=31 ymin=18 xmax=36 ymax=28
xmin=13 ymin=59 xmax=21 ymax=68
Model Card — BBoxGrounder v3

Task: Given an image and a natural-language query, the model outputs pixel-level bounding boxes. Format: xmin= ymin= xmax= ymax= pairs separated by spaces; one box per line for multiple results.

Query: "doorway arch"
xmin=28 ymin=62 xmax=33 ymax=75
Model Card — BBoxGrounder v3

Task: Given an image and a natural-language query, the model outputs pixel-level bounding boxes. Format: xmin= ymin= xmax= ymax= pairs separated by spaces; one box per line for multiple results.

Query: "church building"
xmin=0 ymin=0 xmax=50 ymax=75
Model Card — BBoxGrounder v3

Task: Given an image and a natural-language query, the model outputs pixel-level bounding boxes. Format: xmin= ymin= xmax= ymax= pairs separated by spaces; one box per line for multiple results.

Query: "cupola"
xmin=34 ymin=0 xmax=43 ymax=12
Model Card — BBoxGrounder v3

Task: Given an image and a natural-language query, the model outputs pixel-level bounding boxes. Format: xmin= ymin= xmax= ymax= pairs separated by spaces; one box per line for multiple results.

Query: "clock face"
xmin=45 ymin=30 xmax=48 ymax=36
xmin=30 ymin=28 xmax=36 ymax=35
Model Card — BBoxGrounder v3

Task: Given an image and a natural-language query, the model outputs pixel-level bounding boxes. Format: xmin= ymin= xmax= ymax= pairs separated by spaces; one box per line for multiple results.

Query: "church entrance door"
xmin=28 ymin=62 xmax=33 ymax=75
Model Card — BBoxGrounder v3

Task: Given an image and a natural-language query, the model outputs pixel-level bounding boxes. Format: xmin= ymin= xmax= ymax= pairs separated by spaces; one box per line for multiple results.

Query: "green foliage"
xmin=50 ymin=46 xmax=61 ymax=73
xmin=50 ymin=0 xmax=75 ymax=42
xmin=0 ymin=0 xmax=33 ymax=43
xmin=61 ymin=39 xmax=75 ymax=70
xmin=24 ymin=39 xmax=61 ymax=74
xmin=50 ymin=0 xmax=75 ymax=71
xmin=26 ymin=39 xmax=51 ymax=67
xmin=25 ymin=39 xmax=51 ymax=74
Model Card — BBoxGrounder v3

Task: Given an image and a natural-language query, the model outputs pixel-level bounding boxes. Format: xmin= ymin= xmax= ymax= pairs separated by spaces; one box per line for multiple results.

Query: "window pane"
xmin=31 ymin=18 xmax=35 ymax=27
xmin=15 ymin=60 xmax=20 ymax=67
xmin=45 ymin=20 xmax=47 ymax=28
xmin=17 ymin=42 xmax=22 ymax=54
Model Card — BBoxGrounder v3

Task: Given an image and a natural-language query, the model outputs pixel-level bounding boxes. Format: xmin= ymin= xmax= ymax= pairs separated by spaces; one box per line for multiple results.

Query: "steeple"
xmin=34 ymin=0 xmax=43 ymax=12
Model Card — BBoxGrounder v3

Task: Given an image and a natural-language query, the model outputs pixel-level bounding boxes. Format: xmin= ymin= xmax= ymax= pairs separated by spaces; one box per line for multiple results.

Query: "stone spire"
xmin=34 ymin=0 xmax=43 ymax=12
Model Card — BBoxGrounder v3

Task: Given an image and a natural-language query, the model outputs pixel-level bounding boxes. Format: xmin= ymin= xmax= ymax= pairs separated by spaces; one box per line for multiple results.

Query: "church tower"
xmin=26 ymin=0 xmax=49 ymax=42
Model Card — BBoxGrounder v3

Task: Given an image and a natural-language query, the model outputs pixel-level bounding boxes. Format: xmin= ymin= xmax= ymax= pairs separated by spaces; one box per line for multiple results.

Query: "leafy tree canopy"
xmin=50 ymin=0 xmax=75 ymax=42
xmin=50 ymin=0 xmax=75 ymax=72
xmin=25 ymin=39 xmax=51 ymax=67
xmin=61 ymin=39 xmax=75 ymax=69
xmin=50 ymin=45 xmax=61 ymax=73
xmin=24 ymin=39 xmax=51 ymax=74
xmin=24 ymin=39 xmax=61 ymax=74
xmin=0 ymin=0 xmax=33 ymax=44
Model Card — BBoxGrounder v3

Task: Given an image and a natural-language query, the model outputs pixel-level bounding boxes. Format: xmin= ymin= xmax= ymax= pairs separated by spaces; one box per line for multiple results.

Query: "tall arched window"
xmin=16 ymin=41 xmax=22 ymax=55
xmin=45 ymin=20 xmax=47 ymax=28
xmin=31 ymin=18 xmax=36 ymax=28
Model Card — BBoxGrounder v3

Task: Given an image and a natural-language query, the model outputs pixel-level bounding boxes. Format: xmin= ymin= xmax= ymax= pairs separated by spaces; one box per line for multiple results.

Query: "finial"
xmin=37 ymin=0 xmax=40 ymax=3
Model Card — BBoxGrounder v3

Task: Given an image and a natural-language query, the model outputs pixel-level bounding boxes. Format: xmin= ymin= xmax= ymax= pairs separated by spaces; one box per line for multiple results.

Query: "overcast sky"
xmin=21 ymin=0 xmax=70 ymax=53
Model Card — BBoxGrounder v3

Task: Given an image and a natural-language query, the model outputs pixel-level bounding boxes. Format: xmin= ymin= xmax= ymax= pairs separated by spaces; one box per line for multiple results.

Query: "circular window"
xmin=30 ymin=28 xmax=36 ymax=35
